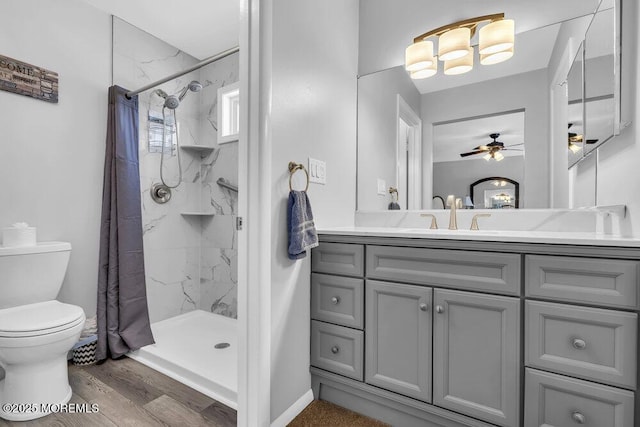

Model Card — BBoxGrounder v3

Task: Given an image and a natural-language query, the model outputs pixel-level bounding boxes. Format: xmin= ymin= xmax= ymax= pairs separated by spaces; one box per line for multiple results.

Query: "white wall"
xmin=357 ymin=66 xmax=421 ymax=210
xmin=421 ymin=69 xmax=549 ymax=208
xmin=595 ymin=0 xmax=639 ymax=236
xmin=0 ymin=0 xmax=111 ymax=315
xmin=264 ymin=0 xmax=359 ymax=422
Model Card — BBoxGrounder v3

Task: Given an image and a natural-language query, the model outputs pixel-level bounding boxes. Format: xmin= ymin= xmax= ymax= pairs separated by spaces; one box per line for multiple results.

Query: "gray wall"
xmin=0 ymin=0 xmax=111 ymax=316
xmin=357 ymin=66 xmax=421 ymax=210
xmin=266 ymin=0 xmax=359 ymax=422
xmin=433 ymin=157 xmax=525 ymax=208
xmin=421 ymin=69 xmax=549 ymax=209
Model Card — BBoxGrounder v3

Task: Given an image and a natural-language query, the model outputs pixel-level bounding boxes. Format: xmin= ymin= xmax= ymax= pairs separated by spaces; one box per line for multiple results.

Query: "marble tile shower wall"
xmin=112 ymin=18 xmax=239 ymax=323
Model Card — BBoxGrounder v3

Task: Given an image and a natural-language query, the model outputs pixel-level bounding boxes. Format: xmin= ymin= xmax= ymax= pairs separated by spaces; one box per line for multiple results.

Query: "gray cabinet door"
xmin=433 ymin=289 xmax=520 ymax=427
xmin=365 ymin=280 xmax=432 ymax=402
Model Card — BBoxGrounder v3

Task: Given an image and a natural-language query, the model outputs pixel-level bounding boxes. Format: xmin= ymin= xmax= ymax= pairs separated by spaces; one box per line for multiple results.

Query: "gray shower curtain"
xmin=96 ymin=85 xmax=155 ymax=361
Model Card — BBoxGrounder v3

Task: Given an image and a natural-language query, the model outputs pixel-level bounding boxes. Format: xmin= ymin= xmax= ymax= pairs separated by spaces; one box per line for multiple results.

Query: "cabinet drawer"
xmin=311 ymin=273 xmax=364 ymax=329
xmin=525 ymin=300 xmax=637 ymax=390
xmin=524 ymin=368 xmax=635 ymax=427
xmin=525 ymin=255 xmax=639 ymax=309
xmin=367 ymin=245 xmax=521 ymax=295
xmin=311 ymin=320 xmax=363 ymax=381
xmin=312 ymin=243 xmax=364 ymax=277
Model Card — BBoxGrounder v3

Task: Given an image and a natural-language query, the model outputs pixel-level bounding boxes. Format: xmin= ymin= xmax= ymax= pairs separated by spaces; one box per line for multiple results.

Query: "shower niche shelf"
xmin=180 ymin=211 xmax=216 ymax=217
xmin=180 ymin=145 xmax=215 ymax=155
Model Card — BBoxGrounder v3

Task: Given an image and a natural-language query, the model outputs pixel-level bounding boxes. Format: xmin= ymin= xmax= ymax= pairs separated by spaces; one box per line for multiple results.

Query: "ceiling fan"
xmin=568 ymin=123 xmax=598 ymax=153
xmin=459 ymin=133 xmax=523 ymax=161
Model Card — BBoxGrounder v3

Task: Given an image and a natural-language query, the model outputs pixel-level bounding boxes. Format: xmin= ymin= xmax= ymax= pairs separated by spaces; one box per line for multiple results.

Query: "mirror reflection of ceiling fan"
xmin=459 ymin=133 xmax=523 ymax=161
xmin=568 ymin=123 xmax=598 ymax=153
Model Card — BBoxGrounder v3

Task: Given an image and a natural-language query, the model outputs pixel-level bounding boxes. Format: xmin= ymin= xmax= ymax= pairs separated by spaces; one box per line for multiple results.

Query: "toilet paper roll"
xmin=2 ymin=227 xmax=37 ymax=247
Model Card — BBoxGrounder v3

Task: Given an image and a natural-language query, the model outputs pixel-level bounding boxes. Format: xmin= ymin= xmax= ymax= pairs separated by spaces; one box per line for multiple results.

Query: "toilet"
xmin=0 ymin=242 xmax=85 ymax=421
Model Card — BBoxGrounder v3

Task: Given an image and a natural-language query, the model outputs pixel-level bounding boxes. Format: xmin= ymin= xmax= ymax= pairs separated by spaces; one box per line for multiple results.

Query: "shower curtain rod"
xmin=125 ymin=46 xmax=240 ymax=99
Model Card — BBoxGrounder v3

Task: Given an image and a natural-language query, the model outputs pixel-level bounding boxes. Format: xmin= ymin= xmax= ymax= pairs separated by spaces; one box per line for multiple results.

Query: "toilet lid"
xmin=0 ymin=301 xmax=85 ymax=338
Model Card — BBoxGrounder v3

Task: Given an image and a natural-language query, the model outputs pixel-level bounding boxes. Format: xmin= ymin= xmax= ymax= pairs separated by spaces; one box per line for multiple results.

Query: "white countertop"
xmin=317 ymin=227 xmax=640 ymax=247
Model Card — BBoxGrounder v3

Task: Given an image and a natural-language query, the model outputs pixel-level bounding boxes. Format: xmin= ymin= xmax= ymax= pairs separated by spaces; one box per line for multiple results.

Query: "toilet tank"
xmin=0 ymin=242 xmax=71 ymax=309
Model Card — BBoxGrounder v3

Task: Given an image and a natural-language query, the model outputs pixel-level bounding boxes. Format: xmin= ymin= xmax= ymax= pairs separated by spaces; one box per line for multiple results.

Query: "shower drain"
xmin=215 ymin=342 xmax=231 ymax=349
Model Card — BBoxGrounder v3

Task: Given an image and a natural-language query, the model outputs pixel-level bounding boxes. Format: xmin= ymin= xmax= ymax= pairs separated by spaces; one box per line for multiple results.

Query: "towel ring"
xmin=288 ymin=161 xmax=309 ymax=192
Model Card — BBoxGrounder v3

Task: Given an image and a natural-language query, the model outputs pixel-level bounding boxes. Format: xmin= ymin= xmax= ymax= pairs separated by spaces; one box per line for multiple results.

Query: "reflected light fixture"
xmin=405 ymin=13 xmax=515 ymax=79
xmin=484 ymin=150 xmax=504 ymax=161
xmin=568 ymin=141 xmax=582 ymax=153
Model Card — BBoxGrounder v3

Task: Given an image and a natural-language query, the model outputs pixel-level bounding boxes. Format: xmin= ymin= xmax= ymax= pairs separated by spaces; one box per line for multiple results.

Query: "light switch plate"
xmin=377 ymin=179 xmax=387 ymax=195
xmin=308 ymin=158 xmax=326 ymax=184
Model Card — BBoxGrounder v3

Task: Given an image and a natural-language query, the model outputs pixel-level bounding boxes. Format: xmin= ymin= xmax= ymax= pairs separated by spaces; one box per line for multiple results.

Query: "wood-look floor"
xmin=0 ymin=357 xmax=236 ymax=427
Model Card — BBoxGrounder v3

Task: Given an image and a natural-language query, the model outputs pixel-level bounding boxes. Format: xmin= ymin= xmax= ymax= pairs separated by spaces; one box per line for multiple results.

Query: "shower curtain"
xmin=96 ymin=85 xmax=155 ymax=361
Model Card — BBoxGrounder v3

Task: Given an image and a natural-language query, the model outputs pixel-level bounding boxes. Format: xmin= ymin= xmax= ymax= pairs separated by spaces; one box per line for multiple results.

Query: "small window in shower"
xmin=217 ymin=81 xmax=240 ymax=144
xmin=148 ymin=110 xmax=178 ymax=154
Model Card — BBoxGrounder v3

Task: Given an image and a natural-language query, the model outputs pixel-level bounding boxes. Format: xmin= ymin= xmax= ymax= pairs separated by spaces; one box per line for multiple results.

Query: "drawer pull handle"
xmin=331 ymin=296 xmax=340 ymax=305
xmin=436 ymin=305 xmax=444 ymax=314
xmin=572 ymin=338 xmax=587 ymax=350
xmin=331 ymin=346 xmax=340 ymax=354
xmin=571 ymin=411 xmax=586 ymax=424
xmin=419 ymin=303 xmax=428 ymax=312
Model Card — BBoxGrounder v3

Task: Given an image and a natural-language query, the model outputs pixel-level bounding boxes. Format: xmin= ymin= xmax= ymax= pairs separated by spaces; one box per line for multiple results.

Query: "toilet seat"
xmin=0 ymin=301 xmax=85 ymax=338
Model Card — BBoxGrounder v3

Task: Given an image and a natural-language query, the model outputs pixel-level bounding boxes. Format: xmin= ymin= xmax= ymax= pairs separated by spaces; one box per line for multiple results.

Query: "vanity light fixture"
xmin=406 ymin=13 xmax=515 ymax=79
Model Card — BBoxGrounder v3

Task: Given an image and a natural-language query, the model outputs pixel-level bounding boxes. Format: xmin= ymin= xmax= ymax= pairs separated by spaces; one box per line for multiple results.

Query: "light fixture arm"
xmin=413 ymin=13 xmax=505 ymax=43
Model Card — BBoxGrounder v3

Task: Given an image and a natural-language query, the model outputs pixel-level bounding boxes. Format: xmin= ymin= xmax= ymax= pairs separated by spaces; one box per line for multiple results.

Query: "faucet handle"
xmin=420 ymin=213 xmax=438 ymax=230
xmin=470 ymin=213 xmax=491 ymax=230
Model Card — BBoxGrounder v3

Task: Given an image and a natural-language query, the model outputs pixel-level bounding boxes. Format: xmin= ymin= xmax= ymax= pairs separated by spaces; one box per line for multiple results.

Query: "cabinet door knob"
xmin=572 ymin=338 xmax=587 ymax=350
xmin=419 ymin=303 xmax=428 ymax=311
xmin=331 ymin=346 xmax=339 ymax=354
xmin=436 ymin=305 xmax=444 ymax=314
xmin=571 ymin=411 xmax=586 ymax=424
xmin=331 ymin=296 xmax=340 ymax=305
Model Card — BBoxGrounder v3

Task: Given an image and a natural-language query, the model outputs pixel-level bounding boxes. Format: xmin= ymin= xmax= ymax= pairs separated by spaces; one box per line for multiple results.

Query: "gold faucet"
xmin=470 ymin=213 xmax=492 ymax=230
xmin=449 ymin=201 xmax=457 ymax=230
xmin=420 ymin=213 xmax=438 ymax=229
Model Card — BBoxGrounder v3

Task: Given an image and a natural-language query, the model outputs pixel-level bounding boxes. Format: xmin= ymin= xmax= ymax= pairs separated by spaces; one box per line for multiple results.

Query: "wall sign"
xmin=0 ymin=55 xmax=58 ymax=103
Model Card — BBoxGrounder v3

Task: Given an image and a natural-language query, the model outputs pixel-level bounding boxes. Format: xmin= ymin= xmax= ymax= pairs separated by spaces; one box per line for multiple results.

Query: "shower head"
xmin=155 ymin=80 xmax=203 ymax=109
xmin=164 ymin=95 xmax=181 ymax=110
xmin=188 ymin=80 xmax=203 ymax=92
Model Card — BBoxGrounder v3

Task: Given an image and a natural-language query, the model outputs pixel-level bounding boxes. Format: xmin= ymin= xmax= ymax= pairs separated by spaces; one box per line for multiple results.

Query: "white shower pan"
xmin=128 ymin=310 xmax=237 ymax=409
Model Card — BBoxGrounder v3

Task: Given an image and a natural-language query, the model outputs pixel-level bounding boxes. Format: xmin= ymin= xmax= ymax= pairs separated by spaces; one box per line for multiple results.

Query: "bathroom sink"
xmin=401 ymin=229 xmax=503 ymax=235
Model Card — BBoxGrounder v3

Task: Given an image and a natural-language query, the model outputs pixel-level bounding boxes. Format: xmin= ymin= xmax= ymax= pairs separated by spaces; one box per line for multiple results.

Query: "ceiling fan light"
xmin=405 ymin=40 xmax=435 ymax=72
xmin=483 ymin=153 xmax=492 ymax=161
xmin=444 ymin=48 xmax=474 ymax=75
xmin=568 ymin=142 xmax=582 ymax=153
xmin=479 ymin=19 xmax=514 ymax=55
xmin=438 ymin=27 xmax=471 ymax=61
xmin=480 ymin=46 xmax=514 ymax=65
xmin=494 ymin=151 xmax=505 ymax=161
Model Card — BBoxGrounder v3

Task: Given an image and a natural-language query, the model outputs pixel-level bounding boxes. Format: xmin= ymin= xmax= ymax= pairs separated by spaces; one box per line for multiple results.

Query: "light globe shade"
xmin=405 ymin=40 xmax=435 ymax=72
xmin=438 ymin=27 xmax=471 ymax=61
xmin=479 ymin=19 xmax=514 ymax=55
xmin=483 ymin=153 xmax=492 ymax=161
xmin=480 ymin=46 xmax=514 ymax=65
xmin=494 ymin=151 xmax=505 ymax=161
xmin=444 ymin=48 xmax=473 ymax=75
xmin=410 ymin=59 xmax=437 ymax=79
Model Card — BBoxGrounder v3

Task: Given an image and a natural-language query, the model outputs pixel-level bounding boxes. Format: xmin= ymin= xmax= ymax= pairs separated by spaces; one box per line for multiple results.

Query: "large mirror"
xmin=356 ymin=0 xmax=620 ymax=211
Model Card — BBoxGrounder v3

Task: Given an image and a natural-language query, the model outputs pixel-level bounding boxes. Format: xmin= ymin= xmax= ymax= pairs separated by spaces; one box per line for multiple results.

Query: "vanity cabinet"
xmin=433 ymin=289 xmax=520 ymax=427
xmin=310 ymin=236 xmax=639 ymax=427
xmin=365 ymin=280 xmax=432 ymax=402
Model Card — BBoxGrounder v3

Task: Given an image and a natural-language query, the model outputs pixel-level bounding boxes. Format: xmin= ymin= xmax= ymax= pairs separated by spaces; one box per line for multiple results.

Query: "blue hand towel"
xmin=287 ymin=190 xmax=319 ymax=260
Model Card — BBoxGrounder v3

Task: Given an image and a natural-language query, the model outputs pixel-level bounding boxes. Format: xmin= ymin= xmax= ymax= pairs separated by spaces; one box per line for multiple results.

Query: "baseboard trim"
xmin=270 ymin=388 xmax=314 ymax=427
